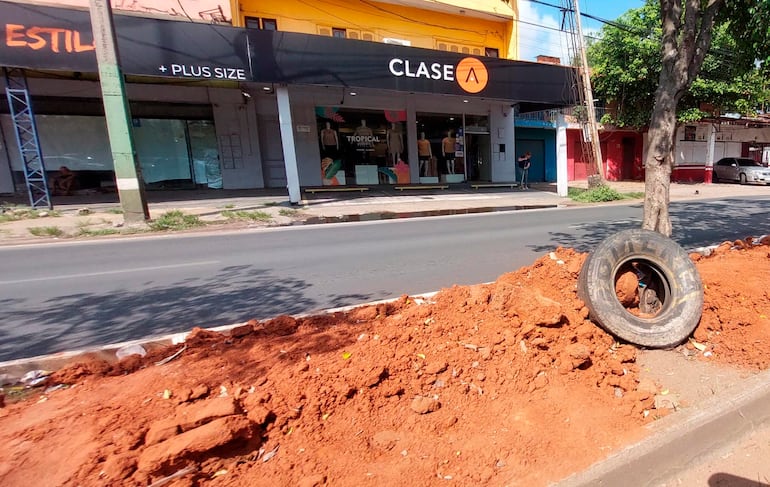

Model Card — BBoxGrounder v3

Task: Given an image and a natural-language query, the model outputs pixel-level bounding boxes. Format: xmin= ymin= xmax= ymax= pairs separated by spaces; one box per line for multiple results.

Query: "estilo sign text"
xmin=5 ymin=23 xmax=95 ymax=53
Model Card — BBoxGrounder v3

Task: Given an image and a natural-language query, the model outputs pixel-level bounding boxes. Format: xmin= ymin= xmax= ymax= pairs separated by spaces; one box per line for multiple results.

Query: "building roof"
xmin=376 ymin=0 xmax=514 ymax=21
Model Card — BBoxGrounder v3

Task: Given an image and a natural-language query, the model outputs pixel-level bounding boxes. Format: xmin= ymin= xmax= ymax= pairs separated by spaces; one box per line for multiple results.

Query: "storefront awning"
xmin=1 ymin=1 xmax=577 ymax=111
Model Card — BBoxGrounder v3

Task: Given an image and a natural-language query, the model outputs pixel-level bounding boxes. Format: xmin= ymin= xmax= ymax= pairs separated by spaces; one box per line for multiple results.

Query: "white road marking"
xmin=0 ymin=260 xmax=220 ymax=285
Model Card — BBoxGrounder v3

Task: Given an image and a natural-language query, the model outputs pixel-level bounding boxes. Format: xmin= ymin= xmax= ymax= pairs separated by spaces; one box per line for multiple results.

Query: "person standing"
xmin=517 ymin=151 xmax=531 ymax=190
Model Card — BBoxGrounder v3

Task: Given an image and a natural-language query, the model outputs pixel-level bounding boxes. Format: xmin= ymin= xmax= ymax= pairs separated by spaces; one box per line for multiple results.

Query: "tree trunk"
xmin=642 ymin=80 xmax=679 ymax=236
xmin=641 ymin=0 xmax=723 ymax=237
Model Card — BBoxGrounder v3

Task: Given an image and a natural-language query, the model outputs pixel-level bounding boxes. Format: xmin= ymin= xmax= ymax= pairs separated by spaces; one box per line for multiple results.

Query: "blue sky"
xmin=518 ymin=0 xmax=646 ymax=62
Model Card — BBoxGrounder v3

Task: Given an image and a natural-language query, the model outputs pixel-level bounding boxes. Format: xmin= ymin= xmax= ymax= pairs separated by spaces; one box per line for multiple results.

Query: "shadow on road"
xmin=0 ymin=265 xmax=374 ymax=362
xmin=534 ymin=198 xmax=770 ymax=254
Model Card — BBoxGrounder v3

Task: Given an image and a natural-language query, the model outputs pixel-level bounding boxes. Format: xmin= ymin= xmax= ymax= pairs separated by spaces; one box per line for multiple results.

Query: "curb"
xmin=553 ymin=366 xmax=770 ymax=486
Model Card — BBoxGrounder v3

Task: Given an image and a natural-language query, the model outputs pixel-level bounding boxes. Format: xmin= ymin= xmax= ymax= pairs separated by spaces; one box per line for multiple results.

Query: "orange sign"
xmin=456 ymin=57 xmax=488 ymax=94
xmin=5 ymin=23 xmax=94 ymax=53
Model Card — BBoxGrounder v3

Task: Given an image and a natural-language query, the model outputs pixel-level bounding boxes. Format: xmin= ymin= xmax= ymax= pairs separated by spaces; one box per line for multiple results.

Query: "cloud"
xmin=517 ymin=2 xmax=571 ymax=63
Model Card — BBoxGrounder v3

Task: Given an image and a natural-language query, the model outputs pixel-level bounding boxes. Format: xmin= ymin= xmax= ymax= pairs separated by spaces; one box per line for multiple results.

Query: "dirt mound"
xmin=1 ymin=242 xmax=768 ymax=486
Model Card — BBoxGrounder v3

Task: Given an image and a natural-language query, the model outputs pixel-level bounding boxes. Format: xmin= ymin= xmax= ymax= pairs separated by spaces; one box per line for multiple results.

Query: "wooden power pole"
xmin=572 ymin=0 xmax=605 ymax=183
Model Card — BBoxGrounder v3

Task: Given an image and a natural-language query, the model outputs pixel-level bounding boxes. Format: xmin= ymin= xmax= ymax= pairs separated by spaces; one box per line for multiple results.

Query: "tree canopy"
xmin=587 ymin=0 xmax=770 ymax=129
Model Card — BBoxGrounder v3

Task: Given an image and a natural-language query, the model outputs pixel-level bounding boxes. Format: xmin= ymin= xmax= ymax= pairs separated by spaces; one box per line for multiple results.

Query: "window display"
xmin=315 ymin=107 xmax=409 ymax=185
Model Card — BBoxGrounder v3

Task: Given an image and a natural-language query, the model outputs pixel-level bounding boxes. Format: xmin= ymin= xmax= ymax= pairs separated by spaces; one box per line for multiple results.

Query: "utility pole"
xmin=572 ymin=0 xmax=604 ymax=182
xmin=88 ymin=0 xmax=149 ymax=222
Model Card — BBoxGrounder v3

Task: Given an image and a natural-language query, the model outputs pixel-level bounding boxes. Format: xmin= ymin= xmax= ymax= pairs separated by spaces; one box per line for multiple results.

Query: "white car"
xmin=713 ymin=157 xmax=770 ymax=184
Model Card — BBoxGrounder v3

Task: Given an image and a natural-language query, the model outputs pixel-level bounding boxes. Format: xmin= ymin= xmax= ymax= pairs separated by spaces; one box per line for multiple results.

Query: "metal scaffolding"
xmin=3 ymin=68 xmax=51 ymax=209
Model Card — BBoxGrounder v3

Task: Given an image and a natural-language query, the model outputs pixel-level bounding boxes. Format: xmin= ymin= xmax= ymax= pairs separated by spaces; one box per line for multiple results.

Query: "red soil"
xmin=0 ymin=241 xmax=768 ymax=486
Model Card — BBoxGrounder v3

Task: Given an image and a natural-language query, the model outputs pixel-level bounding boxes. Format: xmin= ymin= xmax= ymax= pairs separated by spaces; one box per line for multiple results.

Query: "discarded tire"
xmin=577 ymin=229 xmax=704 ymax=348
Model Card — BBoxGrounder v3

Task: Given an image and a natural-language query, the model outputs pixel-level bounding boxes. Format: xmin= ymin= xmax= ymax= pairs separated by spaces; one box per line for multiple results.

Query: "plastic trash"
xmin=115 ymin=344 xmax=147 ymax=360
xmin=20 ymin=369 xmax=50 ymax=386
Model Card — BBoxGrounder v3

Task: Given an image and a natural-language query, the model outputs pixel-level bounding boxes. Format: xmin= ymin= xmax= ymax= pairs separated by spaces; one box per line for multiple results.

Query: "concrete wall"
xmin=209 ymin=88 xmax=264 ymax=189
xmin=674 ymin=123 xmax=770 ymax=166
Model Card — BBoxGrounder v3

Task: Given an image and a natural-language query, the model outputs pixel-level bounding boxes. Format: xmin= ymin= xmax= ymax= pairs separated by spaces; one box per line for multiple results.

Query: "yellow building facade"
xmin=230 ymin=0 xmax=518 ymax=60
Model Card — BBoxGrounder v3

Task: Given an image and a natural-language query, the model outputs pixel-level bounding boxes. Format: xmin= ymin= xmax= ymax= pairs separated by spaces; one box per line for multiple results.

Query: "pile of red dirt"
xmin=0 ymin=241 xmax=768 ymax=487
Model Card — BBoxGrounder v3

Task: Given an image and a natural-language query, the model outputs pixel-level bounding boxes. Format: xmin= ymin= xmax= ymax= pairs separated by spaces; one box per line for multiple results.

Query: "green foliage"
xmin=724 ymin=1 xmax=770 ymax=70
xmin=278 ymin=208 xmax=297 ymax=217
xmin=588 ymin=0 xmax=770 ymax=127
xmin=568 ymin=185 xmax=642 ymax=203
xmin=221 ymin=210 xmax=272 ymax=222
xmin=149 ymin=210 xmax=204 ymax=231
xmin=76 ymin=228 xmax=120 ymax=237
xmin=28 ymin=226 xmax=65 ymax=237
xmin=106 ymin=207 xmax=124 ymax=214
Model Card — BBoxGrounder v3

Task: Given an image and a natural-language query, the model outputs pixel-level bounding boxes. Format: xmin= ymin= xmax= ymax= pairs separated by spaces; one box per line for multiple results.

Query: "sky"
xmin=518 ymin=0 xmax=646 ymax=62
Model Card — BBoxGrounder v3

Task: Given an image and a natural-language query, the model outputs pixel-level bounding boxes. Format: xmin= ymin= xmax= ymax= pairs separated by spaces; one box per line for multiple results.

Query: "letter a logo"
xmin=456 ymin=57 xmax=488 ymax=94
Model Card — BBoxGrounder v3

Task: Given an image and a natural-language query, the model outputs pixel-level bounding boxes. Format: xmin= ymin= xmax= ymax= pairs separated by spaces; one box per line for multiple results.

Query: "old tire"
xmin=577 ymin=229 xmax=703 ymax=348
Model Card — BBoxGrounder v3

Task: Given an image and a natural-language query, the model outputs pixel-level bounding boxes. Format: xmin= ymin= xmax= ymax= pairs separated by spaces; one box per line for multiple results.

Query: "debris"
xmin=115 ymin=344 xmax=147 ymax=360
xmin=262 ymin=444 xmax=280 ymax=463
xmin=20 ymin=370 xmax=50 ymax=387
xmin=155 ymin=345 xmax=187 ymax=366
xmin=147 ymin=465 xmax=197 ymax=487
xmin=654 ymin=393 xmax=680 ymax=410
xmin=342 ymin=352 xmax=352 ymax=360
xmin=689 ymin=338 xmax=707 ymax=352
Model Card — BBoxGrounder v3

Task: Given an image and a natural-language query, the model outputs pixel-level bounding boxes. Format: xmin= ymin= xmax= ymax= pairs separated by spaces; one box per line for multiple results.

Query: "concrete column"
xmin=406 ymin=96 xmax=418 ymax=184
xmin=89 ymin=0 xmax=149 ymax=222
xmin=705 ymin=123 xmax=716 ymax=184
xmin=556 ymin=115 xmax=568 ymax=197
xmin=276 ymin=85 xmax=301 ymax=203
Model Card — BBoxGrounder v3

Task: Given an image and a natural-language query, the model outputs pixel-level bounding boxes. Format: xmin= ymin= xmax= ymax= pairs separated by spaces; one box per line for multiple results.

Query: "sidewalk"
xmin=2 ymin=180 xmax=767 ymax=245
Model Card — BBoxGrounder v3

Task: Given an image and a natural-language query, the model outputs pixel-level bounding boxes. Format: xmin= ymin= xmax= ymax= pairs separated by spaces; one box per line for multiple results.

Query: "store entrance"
xmin=466 ymin=133 xmax=491 ymax=182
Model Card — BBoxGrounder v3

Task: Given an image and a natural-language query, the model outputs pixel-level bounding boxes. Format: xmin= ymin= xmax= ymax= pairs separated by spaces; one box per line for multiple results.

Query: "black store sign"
xmin=0 ymin=1 xmax=576 ymax=107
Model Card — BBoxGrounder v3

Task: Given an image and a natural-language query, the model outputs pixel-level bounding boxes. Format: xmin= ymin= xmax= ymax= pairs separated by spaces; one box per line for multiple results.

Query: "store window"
xmin=413 ymin=113 xmax=490 ymax=183
xmin=133 ymin=119 xmax=222 ymax=189
xmin=1 ymin=115 xmax=221 ymax=190
xmin=315 ymin=107 xmax=409 ymax=186
xmin=416 ymin=113 xmax=465 ymax=183
xmin=485 ymin=47 xmax=499 ymax=58
xmin=332 ymin=28 xmax=347 ymax=38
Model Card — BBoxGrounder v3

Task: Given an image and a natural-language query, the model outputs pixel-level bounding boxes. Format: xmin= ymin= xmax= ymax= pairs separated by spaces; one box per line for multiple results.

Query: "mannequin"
xmin=386 ymin=123 xmax=403 ymax=166
xmin=319 ymin=122 xmax=338 ymax=158
xmin=354 ymin=119 xmax=374 ymax=163
xmin=354 ymin=119 xmax=373 ymax=139
xmin=417 ymin=132 xmax=432 ymax=176
xmin=441 ymin=130 xmax=456 ymax=174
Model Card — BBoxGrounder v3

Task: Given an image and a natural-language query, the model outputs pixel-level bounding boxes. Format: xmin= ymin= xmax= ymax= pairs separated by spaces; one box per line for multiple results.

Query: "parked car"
xmin=712 ymin=157 xmax=770 ymax=185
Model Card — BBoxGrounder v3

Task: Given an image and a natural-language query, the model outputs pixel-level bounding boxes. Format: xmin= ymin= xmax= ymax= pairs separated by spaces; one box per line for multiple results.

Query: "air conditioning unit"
xmin=383 ymin=37 xmax=411 ymax=46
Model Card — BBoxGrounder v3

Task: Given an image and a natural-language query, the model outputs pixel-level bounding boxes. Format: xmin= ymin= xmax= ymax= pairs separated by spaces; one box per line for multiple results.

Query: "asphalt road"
xmin=1 ymin=196 xmax=769 ymax=362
